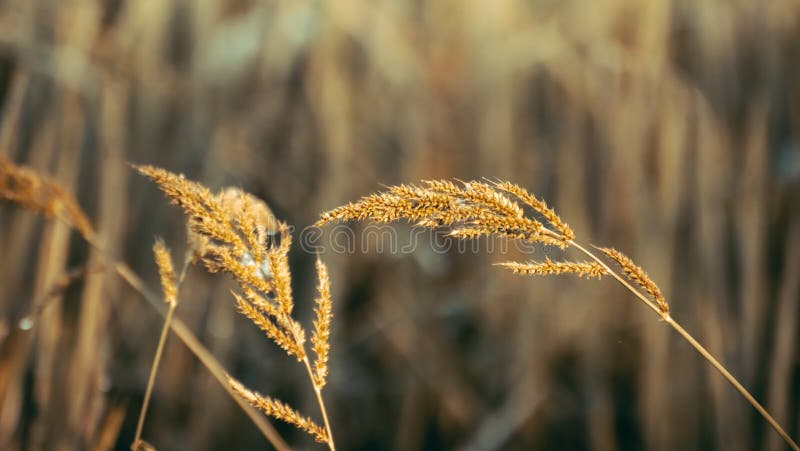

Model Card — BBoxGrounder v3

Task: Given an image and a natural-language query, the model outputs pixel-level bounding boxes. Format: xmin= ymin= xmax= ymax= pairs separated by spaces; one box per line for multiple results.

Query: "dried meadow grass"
xmin=0 ymin=156 xmax=93 ymax=238
xmin=131 ymin=240 xmax=185 ymax=451
xmin=319 ymin=179 xmax=800 ymax=451
xmin=2 ymin=153 xmax=798 ymax=449
xmin=136 ymin=165 xmax=337 ymax=450
xmin=0 ymin=158 xmax=291 ymax=450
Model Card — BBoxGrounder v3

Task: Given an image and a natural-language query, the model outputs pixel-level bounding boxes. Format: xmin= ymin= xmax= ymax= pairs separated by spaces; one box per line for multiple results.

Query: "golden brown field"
xmin=1 ymin=0 xmax=799 ymax=450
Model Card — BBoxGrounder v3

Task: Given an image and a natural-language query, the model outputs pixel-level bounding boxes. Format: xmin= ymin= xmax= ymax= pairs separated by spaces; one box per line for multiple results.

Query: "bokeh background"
xmin=1 ymin=0 xmax=799 ymax=450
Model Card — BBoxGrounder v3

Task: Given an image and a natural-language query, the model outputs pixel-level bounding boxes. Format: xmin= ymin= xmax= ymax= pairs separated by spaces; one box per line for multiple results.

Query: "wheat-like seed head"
xmin=267 ymin=223 xmax=294 ymax=315
xmin=316 ymin=179 xmax=571 ymax=248
xmin=135 ymin=165 xmax=245 ymax=251
xmin=311 ymin=257 xmax=333 ymax=388
xmin=232 ymin=292 xmax=306 ymax=360
xmin=491 ymin=180 xmax=575 ymax=241
xmin=140 ymin=165 xmax=337 ymax=446
xmin=152 ymin=239 xmax=177 ymax=305
xmin=597 ymin=247 xmax=669 ymax=316
xmin=137 ymin=165 xmax=312 ymax=349
xmin=228 ymin=377 xmax=328 ymax=443
xmin=318 ymin=181 xmax=673 ymax=318
xmin=137 ymin=166 xmax=306 ymax=347
xmin=0 ymin=156 xmax=93 ymax=238
xmin=496 ymin=258 xmax=606 ymax=279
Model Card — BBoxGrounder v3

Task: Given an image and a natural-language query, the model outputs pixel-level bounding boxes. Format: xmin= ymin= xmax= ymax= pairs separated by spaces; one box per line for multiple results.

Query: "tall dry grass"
xmin=0 ymin=0 xmax=799 ymax=449
xmin=136 ymin=165 xmax=337 ymax=449
xmin=316 ymin=179 xmax=798 ymax=449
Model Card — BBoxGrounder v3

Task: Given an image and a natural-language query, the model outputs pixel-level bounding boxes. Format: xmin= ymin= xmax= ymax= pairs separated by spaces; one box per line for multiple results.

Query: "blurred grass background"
xmin=1 ymin=0 xmax=799 ymax=449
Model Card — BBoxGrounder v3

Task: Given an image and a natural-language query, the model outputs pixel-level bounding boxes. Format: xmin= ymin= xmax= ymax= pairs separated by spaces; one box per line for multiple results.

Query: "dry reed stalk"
xmin=131 ymin=240 xmax=190 ymax=451
xmin=0 ymin=157 xmax=290 ymax=450
xmin=319 ymin=179 xmax=800 ymax=451
xmin=137 ymin=165 xmax=337 ymax=450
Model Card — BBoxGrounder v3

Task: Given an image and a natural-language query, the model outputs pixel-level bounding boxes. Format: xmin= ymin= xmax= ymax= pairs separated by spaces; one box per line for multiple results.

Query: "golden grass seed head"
xmin=0 ymin=156 xmax=94 ymax=238
xmin=152 ymin=239 xmax=178 ymax=305
xmin=311 ymin=256 xmax=333 ymax=388
xmin=228 ymin=377 xmax=328 ymax=443
xmin=598 ymin=247 xmax=669 ymax=315
xmin=496 ymin=258 xmax=606 ymax=279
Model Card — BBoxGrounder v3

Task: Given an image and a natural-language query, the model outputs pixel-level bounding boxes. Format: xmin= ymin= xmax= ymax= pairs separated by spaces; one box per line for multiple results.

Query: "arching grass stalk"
xmin=317 ymin=178 xmax=799 ymax=451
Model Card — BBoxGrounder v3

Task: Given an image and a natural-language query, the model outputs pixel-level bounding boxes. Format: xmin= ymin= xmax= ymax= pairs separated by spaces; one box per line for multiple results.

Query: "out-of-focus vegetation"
xmin=0 ymin=0 xmax=799 ymax=450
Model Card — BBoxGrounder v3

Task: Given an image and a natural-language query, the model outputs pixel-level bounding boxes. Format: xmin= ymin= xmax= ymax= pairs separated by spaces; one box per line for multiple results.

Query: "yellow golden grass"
xmin=597 ymin=246 xmax=669 ymax=316
xmin=496 ymin=258 xmax=606 ymax=279
xmin=233 ymin=291 xmax=306 ymax=360
xmin=131 ymin=240 xmax=182 ymax=450
xmin=229 ymin=378 xmax=328 ymax=443
xmin=311 ymin=256 xmax=333 ymax=388
xmin=152 ymin=240 xmax=177 ymax=305
xmin=0 ymin=158 xmax=291 ymax=449
xmin=136 ymin=165 xmax=337 ymax=450
xmin=1 ymin=156 xmax=797 ymax=450
xmin=318 ymin=179 xmax=799 ymax=451
xmin=0 ymin=155 xmax=93 ymax=238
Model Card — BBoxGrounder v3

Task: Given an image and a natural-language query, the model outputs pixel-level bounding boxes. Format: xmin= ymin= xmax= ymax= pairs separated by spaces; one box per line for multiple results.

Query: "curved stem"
xmin=302 ymin=357 xmax=336 ymax=451
xmin=570 ymin=239 xmax=799 ymax=451
xmin=114 ymin=262 xmax=291 ymax=450
xmin=75 ymin=226 xmax=290 ymax=450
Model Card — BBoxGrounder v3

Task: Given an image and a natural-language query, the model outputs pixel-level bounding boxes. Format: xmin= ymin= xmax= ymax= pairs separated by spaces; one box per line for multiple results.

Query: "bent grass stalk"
xmin=136 ymin=165 xmax=337 ymax=450
xmin=0 ymin=157 xmax=290 ymax=450
xmin=569 ymin=240 xmax=799 ymax=451
xmin=113 ymin=262 xmax=290 ymax=451
xmin=317 ymin=179 xmax=800 ymax=451
xmin=3 ymin=155 xmax=796 ymax=449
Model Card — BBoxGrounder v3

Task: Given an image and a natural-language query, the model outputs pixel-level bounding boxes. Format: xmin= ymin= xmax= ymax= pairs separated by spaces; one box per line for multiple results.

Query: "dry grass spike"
xmin=597 ymin=247 xmax=669 ymax=316
xmin=229 ymin=377 xmax=329 ymax=443
xmin=133 ymin=239 xmax=189 ymax=450
xmin=497 ymin=258 xmax=606 ymax=279
xmin=232 ymin=292 xmax=306 ymax=360
xmin=491 ymin=180 xmax=575 ymax=241
xmin=319 ymin=178 xmax=799 ymax=451
xmin=152 ymin=239 xmax=177 ymax=305
xmin=0 ymin=156 xmax=93 ymax=238
xmin=311 ymin=256 xmax=333 ymax=388
xmin=139 ymin=166 xmax=337 ymax=450
xmin=0 ymin=159 xmax=294 ymax=450
xmin=315 ymin=179 xmax=572 ymax=249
